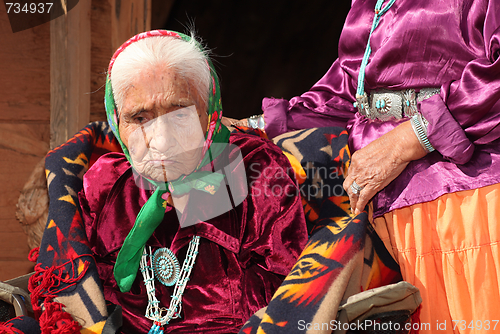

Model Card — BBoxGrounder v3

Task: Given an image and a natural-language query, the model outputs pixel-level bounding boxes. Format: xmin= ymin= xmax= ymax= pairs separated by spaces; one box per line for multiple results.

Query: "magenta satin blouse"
xmin=79 ymin=133 xmax=308 ymax=334
xmin=263 ymin=0 xmax=500 ymax=217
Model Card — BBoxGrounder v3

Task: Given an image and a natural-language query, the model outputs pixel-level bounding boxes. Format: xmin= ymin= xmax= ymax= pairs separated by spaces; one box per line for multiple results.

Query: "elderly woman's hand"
xmin=221 ymin=116 xmax=248 ymax=128
xmin=343 ymin=121 xmax=428 ymax=215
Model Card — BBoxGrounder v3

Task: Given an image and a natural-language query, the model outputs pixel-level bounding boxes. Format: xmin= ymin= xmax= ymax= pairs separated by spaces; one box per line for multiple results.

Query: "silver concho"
xmin=417 ymin=88 xmax=441 ymax=103
xmin=403 ymin=89 xmax=418 ymax=118
xmin=355 ymin=93 xmax=371 ymax=118
xmin=152 ymin=247 xmax=180 ymax=286
xmin=369 ymin=89 xmax=403 ymax=121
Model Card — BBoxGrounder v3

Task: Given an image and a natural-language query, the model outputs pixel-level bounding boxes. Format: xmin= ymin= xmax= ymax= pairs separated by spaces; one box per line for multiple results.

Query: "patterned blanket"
xmin=2 ymin=122 xmax=402 ymax=334
xmin=239 ymin=127 xmax=402 ymax=334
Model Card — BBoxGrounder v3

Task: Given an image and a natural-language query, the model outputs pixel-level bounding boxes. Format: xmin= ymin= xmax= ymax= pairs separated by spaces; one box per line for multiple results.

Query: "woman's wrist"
xmin=410 ymin=114 xmax=435 ymax=153
xmin=389 ymin=121 xmax=428 ymax=163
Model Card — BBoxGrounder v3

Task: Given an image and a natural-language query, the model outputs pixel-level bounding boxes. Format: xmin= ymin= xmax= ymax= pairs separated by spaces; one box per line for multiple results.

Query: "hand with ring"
xmin=350 ymin=180 xmax=364 ymax=195
xmin=343 ymin=121 xmax=428 ymax=215
xmin=221 ymin=116 xmax=246 ymax=127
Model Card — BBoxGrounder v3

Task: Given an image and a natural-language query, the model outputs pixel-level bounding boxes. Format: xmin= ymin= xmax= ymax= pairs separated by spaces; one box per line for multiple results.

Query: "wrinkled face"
xmin=118 ymin=65 xmax=209 ymax=182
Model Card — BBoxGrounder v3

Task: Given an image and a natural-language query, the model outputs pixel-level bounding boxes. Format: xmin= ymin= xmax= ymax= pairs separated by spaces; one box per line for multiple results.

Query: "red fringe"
xmin=0 ymin=322 xmax=23 ymax=334
xmin=28 ymin=255 xmax=91 ymax=319
xmin=38 ymin=302 xmax=81 ymax=334
xmin=28 ymin=248 xmax=39 ymax=263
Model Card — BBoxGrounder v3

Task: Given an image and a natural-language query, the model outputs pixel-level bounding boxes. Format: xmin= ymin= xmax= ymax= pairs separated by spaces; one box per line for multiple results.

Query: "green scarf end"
xmin=115 ymin=270 xmax=138 ymax=293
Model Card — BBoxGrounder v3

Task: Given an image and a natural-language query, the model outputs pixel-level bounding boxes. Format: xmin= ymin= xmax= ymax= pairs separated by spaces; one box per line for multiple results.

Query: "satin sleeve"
xmin=421 ymin=1 xmax=500 ymax=164
xmin=263 ymin=59 xmax=357 ymax=139
xmin=235 ymin=135 xmax=308 ymax=276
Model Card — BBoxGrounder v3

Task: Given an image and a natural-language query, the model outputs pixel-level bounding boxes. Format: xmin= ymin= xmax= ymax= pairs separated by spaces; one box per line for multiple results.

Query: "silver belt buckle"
xmin=355 ymin=93 xmax=371 ymax=118
xmin=369 ymin=89 xmax=403 ymax=121
xmin=356 ymin=88 xmax=439 ymax=121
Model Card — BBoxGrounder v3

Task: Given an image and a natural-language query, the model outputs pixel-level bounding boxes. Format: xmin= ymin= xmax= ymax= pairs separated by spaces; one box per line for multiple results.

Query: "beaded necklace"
xmin=354 ymin=0 xmax=396 ymax=113
xmin=140 ymin=236 xmax=200 ymax=334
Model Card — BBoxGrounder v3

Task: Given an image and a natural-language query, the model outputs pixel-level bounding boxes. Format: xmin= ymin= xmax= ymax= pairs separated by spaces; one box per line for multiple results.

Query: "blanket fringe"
xmin=0 ymin=322 xmax=23 ymax=334
xmin=29 ymin=255 xmax=91 ymax=319
xmin=38 ymin=302 xmax=81 ymax=334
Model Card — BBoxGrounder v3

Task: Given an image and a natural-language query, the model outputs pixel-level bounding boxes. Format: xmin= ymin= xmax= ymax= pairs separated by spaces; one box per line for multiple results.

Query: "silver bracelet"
xmin=247 ymin=114 xmax=265 ymax=131
xmin=410 ymin=114 xmax=435 ymax=153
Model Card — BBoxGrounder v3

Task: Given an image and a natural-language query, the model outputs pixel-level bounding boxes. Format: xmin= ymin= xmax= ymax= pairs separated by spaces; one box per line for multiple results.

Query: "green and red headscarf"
xmin=104 ymin=30 xmax=230 ymax=292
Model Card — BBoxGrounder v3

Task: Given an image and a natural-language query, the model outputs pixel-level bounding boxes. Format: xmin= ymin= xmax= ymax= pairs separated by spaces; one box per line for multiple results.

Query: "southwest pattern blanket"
xmin=7 ymin=122 xmax=121 ymax=334
xmin=238 ymin=127 xmax=402 ymax=334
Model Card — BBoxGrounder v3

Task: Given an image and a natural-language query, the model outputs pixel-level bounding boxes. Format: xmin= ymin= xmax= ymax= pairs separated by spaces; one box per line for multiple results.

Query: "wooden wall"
xmin=0 ymin=0 xmax=152 ymax=281
xmin=0 ymin=3 xmax=50 ymax=280
xmin=90 ymin=0 xmax=153 ymax=122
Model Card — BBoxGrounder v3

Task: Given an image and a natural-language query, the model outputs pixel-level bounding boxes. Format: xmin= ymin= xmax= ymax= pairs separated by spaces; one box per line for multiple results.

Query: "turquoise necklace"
xmin=354 ymin=0 xmax=397 ymax=114
xmin=140 ymin=236 xmax=200 ymax=333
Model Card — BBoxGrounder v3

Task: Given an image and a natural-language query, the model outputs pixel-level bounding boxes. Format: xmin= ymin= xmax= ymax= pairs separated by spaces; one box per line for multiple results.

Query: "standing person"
xmin=258 ymin=0 xmax=500 ymax=331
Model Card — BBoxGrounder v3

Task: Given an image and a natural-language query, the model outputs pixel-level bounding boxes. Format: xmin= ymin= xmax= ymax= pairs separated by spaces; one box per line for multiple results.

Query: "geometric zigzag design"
xmin=33 ymin=121 xmax=121 ymax=327
xmin=239 ymin=127 xmax=402 ymax=334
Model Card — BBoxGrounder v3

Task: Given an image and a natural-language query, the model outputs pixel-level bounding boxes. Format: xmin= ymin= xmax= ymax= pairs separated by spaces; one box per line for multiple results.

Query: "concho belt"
xmin=355 ymin=88 xmax=440 ymax=121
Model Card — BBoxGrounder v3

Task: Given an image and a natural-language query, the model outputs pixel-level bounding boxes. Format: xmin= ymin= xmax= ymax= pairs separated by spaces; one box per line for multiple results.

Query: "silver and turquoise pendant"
xmin=152 ymin=247 xmax=180 ymax=286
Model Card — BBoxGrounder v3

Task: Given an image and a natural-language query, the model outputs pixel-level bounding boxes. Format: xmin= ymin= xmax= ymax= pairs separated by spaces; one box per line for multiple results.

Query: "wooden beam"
xmin=89 ymin=0 xmax=152 ymax=123
xmin=111 ymin=0 xmax=151 ymax=52
xmin=0 ymin=7 xmax=50 ymax=123
xmin=0 ymin=122 xmax=49 ymax=280
xmin=0 ymin=4 xmax=51 ymax=281
xmin=90 ymin=0 xmax=113 ymax=122
xmin=0 ymin=261 xmax=35 ymax=282
xmin=50 ymin=0 xmax=91 ymax=149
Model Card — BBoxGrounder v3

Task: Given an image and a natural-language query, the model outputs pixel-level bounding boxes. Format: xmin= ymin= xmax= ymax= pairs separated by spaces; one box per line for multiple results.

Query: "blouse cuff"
xmin=262 ymin=98 xmax=289 ymax=139
xmin=420 ymin=94 xmax=475 ymax=165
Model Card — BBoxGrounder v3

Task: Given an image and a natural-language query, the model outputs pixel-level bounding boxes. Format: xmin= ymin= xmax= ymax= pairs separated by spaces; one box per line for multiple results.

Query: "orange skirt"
xmin=372 ymin=183 xmax=500 ymax=333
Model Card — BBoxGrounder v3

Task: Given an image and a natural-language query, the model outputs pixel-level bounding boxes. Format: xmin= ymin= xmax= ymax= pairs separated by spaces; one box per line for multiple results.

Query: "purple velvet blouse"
xmin=263 ymin=0 xmax=500 ymax=217
xmin=79 ymin=133 xmax=308 ymax=334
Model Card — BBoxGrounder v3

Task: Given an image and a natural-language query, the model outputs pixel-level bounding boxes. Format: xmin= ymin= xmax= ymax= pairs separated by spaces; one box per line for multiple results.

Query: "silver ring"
xmin=350 ymin=181 xmax=363 ymax=195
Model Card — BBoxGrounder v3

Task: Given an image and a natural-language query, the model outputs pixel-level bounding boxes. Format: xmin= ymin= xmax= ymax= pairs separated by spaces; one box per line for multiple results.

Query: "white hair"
xmin=110 ymin=34 xmax=211 ymax=113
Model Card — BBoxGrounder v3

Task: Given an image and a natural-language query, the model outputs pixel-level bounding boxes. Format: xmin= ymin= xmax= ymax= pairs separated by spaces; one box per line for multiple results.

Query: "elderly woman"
xmin=247 ymin=0 xmax=500 ymax=331
xmin=9 ymin=30 xmax=307 ymax=334
xmin=83 ymin=30 xmax=308 ymax=333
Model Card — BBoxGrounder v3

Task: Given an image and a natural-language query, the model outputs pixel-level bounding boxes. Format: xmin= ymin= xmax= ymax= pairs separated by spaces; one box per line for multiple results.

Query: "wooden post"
xmin=50 ymin=0 xmax=91 ymax=149
xmin=90 ymin=0 xmax=152 ymax=123
xmin=111 ymin=0 xmax=151 ymax=52
xmin=0 ymin=4 xmax=51 ymax=280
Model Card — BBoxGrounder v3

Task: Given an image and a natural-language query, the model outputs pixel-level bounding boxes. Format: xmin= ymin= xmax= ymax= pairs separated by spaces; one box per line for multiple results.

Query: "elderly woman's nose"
xmin=149 ymin=117 xmax=176 ymax=152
